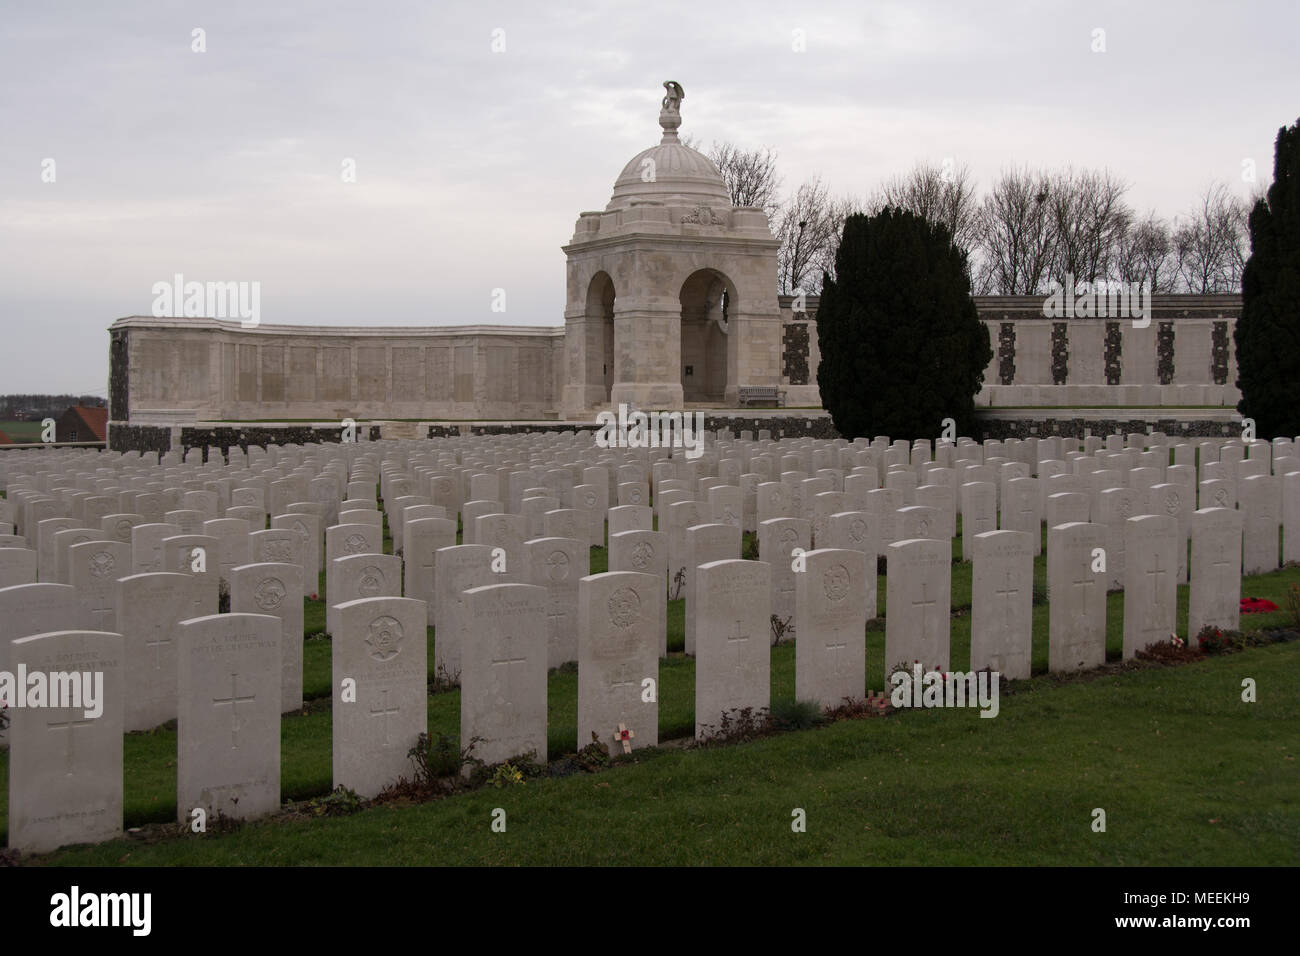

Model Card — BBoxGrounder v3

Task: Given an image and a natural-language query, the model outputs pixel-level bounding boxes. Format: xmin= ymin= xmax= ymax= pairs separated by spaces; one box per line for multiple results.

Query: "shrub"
xmin=695 ymin=706 xmax=771 ymax=746
xmin=770 ymin=698 xmax=824 ymax=731
xmin=302 ymin=785 xmax=364 ymax=817
xmin=575 ymin=732 xmax=611 ymax=772
xmin=816 ymin=208 xmax=992 ymax=440
xmin=408 ymin=732 xmax=478 ymax=783
xmin=1237 ymin=116 xmax=1300 ymax=438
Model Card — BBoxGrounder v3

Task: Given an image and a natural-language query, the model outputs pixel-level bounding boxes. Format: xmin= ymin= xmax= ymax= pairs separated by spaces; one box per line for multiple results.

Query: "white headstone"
xmin=177 ymin=613 xmax=281 ymax=822
xmin=333 ymin=596 xmax=428 ymax=797
xmin=970 ymin=530 xmax=1034 ymax=679
xmin=578 ymin=571 xmax=662 ymax=755
xmin=694 ymin=559 xmax=771 ymax=739
xmin=795 ymin=548 xmax=867 ymax=708
xmin=230 ymin=562 xmax=306 ymax=713
xmin=7 ymin=629 xmax=124 ymax=853
xmin=461 ymin=582 xmax=548 ymax=766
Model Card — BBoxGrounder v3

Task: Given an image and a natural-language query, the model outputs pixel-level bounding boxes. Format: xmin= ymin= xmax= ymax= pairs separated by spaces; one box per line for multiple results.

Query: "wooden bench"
xmin=737 ymin=386 xmax=786 ymax=408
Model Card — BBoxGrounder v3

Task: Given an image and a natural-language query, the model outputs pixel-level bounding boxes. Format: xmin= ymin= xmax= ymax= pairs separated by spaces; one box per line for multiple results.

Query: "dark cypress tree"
xmin=815 ymin=208 xmax=992 ymax=440
xmin=1237 ymin=117 xmax=1300 ymax=439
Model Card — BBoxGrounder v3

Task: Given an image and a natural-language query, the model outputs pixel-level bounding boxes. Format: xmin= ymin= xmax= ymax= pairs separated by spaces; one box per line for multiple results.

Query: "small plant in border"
xmin=770 ymin=613 xmax=793 ymax=645
xmin=408 ymin=732 xmax=481 ymax=783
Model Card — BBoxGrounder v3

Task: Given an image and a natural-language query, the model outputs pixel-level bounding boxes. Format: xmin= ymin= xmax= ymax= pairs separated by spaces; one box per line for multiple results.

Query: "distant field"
xmin=0 ymin=421 xmax=43 ymax=442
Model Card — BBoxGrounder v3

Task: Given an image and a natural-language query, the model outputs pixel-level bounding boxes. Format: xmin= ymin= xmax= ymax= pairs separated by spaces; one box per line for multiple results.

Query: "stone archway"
xmin=680 ymin=269 xmax=735 ymax=403
xmin=585 ymin=272 xmax=616 ymax=405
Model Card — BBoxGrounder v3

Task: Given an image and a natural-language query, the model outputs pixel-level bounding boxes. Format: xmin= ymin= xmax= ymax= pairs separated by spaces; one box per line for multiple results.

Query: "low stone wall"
xmin=976 ymin=416 xmax=1243 ymax=441
xmin=107 ymin=422 xmax=386 ymax=457
xmin=702 ymin=413 xmax=839 ymax=440
xmin=112 ymin=412 xmax=1246 ymax=450
xmin=105 ymin=423 xmax=172 ymax=455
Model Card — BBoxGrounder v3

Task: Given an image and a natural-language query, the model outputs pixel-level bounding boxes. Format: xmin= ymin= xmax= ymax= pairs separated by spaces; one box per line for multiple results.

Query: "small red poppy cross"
xmin=614 ymin=723 xmax=635 ymax=754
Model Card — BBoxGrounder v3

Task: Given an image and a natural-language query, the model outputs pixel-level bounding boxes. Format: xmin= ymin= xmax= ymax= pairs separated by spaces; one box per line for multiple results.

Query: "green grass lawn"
xmin=0 ymin=421 xmax=44 ymax=442
xmin=9 ymin=531 xmax=1299 ymax=866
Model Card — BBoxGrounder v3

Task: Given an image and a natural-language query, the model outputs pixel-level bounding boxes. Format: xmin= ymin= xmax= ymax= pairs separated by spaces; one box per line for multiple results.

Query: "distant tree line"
xmin=696 ymin=140 xmax=1262 ymax=297
xmin=0 ymin=394 xmax=105 ymax=420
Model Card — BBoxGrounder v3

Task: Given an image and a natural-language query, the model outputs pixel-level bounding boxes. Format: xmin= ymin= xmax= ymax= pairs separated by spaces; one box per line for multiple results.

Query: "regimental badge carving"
xmin=1164 ymin=492 xmax=1180 ymax=515
xmin=631 ymin=540 xmax=654 ymax=570
xmin=681 ymin=205 xmax=723 ymax=225
xmin=1118 ymin=498 xmax=1133 ymax=519
xmin=255 ymin=577 xmax=286 ymax=611
xmin=630 ymin=489 xmax=643 ymax=504
xmin=823 ymin=564 xmax=850 ymax=602
xmin=89 ymin=551 xmax=115 ymax=579
xmin=116 ymin=518 xmax=133 ymax=538
xmin=723 ymin=508 xmax=738 ymax=525
xmin=344 ymin=533 xmax=368 ymax=554
xmin=849 ymin=518 xmax=867 ymax=542
xmin=546 ymin=550 xmax=570 ymax=581
xmin=583 ymin=490 xmax=597 ymax=507
xmin=1213 ymin=488 xmax=1229 ymax=507
xmin=780 ymin=526 xmax=798 ymax=547
xmin=359 ymin=566 xmax=384 ymax=597
xmin=917 ymin=518 xmax=931 ymax=537
xmin=267 ymin=539 xmax=295 ymax=562
xmin=609 ymin=587 xmax=642 ymax=627
xmin=366 ymin=615 xmax=403 ymax=661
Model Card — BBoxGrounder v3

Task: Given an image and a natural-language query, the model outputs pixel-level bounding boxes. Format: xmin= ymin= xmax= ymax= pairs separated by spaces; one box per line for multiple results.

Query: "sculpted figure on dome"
xmin=662 ymin=81 xmax=684 ymax=114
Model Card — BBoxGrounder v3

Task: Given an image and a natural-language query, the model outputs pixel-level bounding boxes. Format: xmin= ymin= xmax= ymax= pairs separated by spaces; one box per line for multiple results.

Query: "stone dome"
xmin=606 ymin=82 xmax=731 ymax=212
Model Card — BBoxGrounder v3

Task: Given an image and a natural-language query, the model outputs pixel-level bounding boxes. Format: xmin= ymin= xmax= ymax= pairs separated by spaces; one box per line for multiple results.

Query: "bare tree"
xmin=1047 ymin=167 xmax=1132 ymax=285
xmin=973 ymin=167 xmax=1056 ymax=294
xmin=703 ymin=141 xmax=783 ymax=219
xmin=1172 ymin=182 xmax=1252 ymax=293
xmin=873 ymin=160 xmax=981 ymax=251
xmin=776 ymin=178 xmax=837 ymax=295
xmin=1112 ymin=211 xmax=1177 ymax=293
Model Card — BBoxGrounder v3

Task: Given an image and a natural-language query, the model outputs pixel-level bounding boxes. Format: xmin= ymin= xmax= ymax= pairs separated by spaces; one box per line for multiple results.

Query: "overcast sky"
xmin=1 ymin=0 xmax=1295 ymax=395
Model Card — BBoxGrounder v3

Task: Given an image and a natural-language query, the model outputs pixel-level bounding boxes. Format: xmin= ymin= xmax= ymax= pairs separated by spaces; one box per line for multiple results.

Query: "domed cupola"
xmin=606 ymin=81 xmax=732 ymax=212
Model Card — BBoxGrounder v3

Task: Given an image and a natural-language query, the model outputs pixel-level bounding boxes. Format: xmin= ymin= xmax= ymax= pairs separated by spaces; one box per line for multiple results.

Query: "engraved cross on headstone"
xmin=824 ymin=619 xmax=848 ymax=670
xmin=146 ymin=630 xmax=172 ymax=668
xmin=610 ymin=663 xmax=637 ymax=694
xmin=369 ymin=687 xmax=401 ymax=746
xmin=726 ymin=618 xmax=750 ymax=703
xmin=912 ymin=582 xmax=936 ymax=635
xmin=1145 ymin=552 xmax=1167 ymax=592
xmin=1018 ymin=503 xmax=1036 ymax=533
xmin=491 ymin=634 xmax=529 ymax=719
xmin=996 ymin=569 xmax=1020 ymax=628
xmin=1144 ymin=551 xmax=1169 ymax=631
xmin=212 ymin=672 xmax=256 ymax=749
xmin=47 ymin=715 xmax=95 ymax=777
xmin=89 ymin=588 xmax=113 ymax=621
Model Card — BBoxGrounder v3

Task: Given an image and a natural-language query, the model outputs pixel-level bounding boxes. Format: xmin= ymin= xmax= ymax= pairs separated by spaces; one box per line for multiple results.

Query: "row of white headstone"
xmin=0 ymin=427 xmax=1291 ymax=854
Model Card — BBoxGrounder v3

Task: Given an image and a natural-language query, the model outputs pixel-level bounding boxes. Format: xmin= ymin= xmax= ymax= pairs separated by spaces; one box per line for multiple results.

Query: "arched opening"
xmin=585 ymin=272 xmax=616 ymax=404
xmin=679 ymin=269 xmax=734 ymax=404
